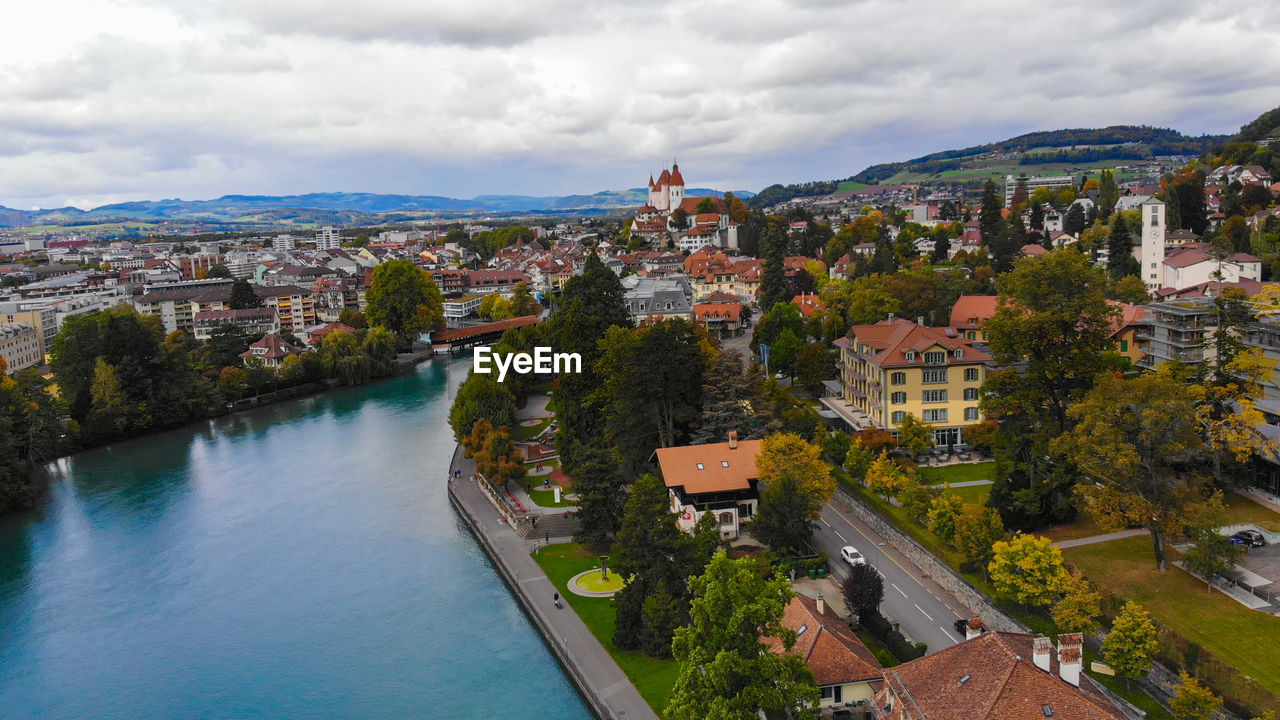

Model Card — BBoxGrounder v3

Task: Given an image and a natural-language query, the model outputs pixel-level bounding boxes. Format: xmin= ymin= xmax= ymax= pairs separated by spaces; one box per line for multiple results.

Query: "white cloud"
xmin=0 ymin=0 xmax=1279 ymax=208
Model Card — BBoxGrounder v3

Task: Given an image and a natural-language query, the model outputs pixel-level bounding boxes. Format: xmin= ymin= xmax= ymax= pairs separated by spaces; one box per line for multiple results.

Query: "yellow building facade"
xmin=838 ymin=318 xmax=990 ymax=446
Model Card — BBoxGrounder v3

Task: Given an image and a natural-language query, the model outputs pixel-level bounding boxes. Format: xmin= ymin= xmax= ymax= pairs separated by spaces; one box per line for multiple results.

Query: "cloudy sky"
xmin=1 ymin=0 xmax=1278 ymax=209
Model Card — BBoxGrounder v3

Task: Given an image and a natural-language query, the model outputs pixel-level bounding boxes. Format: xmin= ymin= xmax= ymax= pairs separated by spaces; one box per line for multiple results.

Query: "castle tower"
xmin=655 ymin=168 xmax=672 ymax=211
xmin=668 ymin=162 xmax=685 ymax=213
xmin=1139 ymin=198 xmax=1165 ymax=291
xmin=647 ymin=174 xmax=656 ymax=207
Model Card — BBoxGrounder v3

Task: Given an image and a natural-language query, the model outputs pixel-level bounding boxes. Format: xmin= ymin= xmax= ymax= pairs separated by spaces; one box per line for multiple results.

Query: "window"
xmin=965 ymin=407 xmax=979 ymax=421
xmin=890 ymin=371 xmax=906 ymax=385
xmin=953 ymin=348 xmax=963 ymax=359
xmin=891 ymin=392 xmax=907 ymax=405
xmin=1120 ymin=340 xmax=1128 ymax=352
xmin=696 ymin=463 xmax=705 ymax=470
xmin=1150 ymin=209 xmax=1158 ymax=226
xmin=819 ymin=685 xmax=843 ymax=703
xmin=721 ymin=461 xmax=729 ymax=468
xmin=964 ymin=367 xmax=979 ymax=382
xmin=923 ymin=409 xmax=948 ymax=423
xmin=891 ymin=411 xmax=906 ymax=424
xmin=797 ymin=624 xmax=808 ymax=638
xmin=905 ymin=351 xmax=916 ymax=362
xmin=923 ymin=389 xmax=947 ymax=403
xmin=719 ymin=512 xmax=733 ymax=525
xmin=966 ymin=331 xmax=976 ymax=340
xmin=922 ymin=369 xmax=947 ymax=384
xmin=924 ymin=351 xmax=946 ymax=364
xmin=964 ymin=388 xmax=979 ymax=401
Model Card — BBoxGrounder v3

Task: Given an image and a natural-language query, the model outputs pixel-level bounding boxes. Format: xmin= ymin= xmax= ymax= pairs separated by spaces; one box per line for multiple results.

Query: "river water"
xmin=0 ymin=359 xmax=593 ymax=720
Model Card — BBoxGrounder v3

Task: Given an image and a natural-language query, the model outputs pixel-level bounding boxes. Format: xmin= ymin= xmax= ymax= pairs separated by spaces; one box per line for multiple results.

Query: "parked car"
xmin=840 ymin=545 xmax=866 ymax=566
xmin=1230 ymin=530 xmax=1266 ymax=548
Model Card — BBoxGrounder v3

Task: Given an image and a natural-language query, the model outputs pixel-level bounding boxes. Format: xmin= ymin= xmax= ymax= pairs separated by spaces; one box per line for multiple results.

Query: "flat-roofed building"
xmin=0 ymin=323 xmax=40 ymax=373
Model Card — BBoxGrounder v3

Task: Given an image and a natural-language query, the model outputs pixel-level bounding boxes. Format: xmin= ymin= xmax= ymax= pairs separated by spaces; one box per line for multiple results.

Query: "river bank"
xmin=447 ymin=443 xmax=658 ymax=720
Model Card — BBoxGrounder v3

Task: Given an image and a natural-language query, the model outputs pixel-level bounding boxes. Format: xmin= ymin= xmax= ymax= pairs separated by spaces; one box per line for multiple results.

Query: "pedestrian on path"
xmin=553 ymin=592 xmax=561 ymax=608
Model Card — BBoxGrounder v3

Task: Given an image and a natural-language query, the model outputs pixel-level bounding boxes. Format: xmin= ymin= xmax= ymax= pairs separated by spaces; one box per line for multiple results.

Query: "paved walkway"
xmin=929 ymin=479 xmax=993 ymax=489
xmin=515 ymin=394 xmax=553 ymax=421
xmin=448 ymin=445 xmax=657 ymax=720
xmin=1053 ymin=529 xmax=1147 ymax=549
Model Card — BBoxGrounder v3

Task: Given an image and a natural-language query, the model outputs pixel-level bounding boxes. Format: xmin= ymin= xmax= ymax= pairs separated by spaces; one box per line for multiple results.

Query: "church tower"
xmin=1139 ymin=198 xmax=1165 ymax=291
xmin=668 ymin=162 xmax=685 ymax=213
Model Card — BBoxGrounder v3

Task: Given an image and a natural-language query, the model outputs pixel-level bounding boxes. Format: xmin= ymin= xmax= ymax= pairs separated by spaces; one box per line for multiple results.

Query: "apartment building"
xmin=1135 ymin=298 xmax=1215 ymax=370
xmin=0 ymin=323 xmax=41 ymax=373
xmin=0 ymin=301 xmax=57 ymax=359
xmin=257 ymin=285 xmax=316 ymax=333
xmin=835 ymin=318 xmax=990 ymax=446
xmin=316 ymin=226 xmax=341 ymax=251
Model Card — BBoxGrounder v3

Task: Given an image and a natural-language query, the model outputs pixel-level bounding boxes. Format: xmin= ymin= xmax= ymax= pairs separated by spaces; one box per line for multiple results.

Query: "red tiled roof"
xmin=949 ymin=295 xmax=998 ymax=330
xmin=877 ymin=632 xmax=1126 ymax=720
xmin=848 ymin=318 xmax=991 ymax=368
xmin=1020 ymin=244 xmax=1048 ymax=256
xmin=763 ymin=595 xmax=883 ymax=687
xmin=693 ymin=303 xmax=743 ymax=323
xmin=657 ymin=439 xmax=763 ymax=495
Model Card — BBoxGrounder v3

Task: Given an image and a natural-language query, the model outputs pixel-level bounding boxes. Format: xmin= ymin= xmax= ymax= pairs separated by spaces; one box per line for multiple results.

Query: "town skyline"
xmin=3 ymin=1 xmax=1279 ymax=209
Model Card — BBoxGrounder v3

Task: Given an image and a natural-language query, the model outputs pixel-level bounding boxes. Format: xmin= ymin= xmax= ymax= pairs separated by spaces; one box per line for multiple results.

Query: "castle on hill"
xmin=633 ymin=163 xmax=739 ymax=252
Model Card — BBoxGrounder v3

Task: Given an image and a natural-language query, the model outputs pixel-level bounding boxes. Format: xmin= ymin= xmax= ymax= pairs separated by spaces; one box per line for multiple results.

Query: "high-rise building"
xmin=316 ymin=226 xmax=341 ymax=250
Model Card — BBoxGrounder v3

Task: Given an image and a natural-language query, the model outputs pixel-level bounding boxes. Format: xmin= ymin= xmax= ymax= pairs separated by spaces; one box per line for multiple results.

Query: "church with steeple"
xmin=646 ymin=163 xmax=686 ymax=212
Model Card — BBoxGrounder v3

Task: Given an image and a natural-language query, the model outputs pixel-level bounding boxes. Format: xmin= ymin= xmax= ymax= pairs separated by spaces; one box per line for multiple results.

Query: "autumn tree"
xmin=896 ymin=413 xmax=933 ymax=458
xmin=667 ymin=552 xmax=820 ymax=720
xmin=365 ymin=259 xmax=444 ymax=349
xmin=1058 ymin=369 xmax=1207 ymax=570
xmin=1103 ymin=601 xmax=1159 ymax=690
xmin=448 ymin=371 xmax=516 ymax=440
xmin=1052 ymin=573 xmax=1103 ymax=634
xmin=477 ymin=293 xmax=511 ymax=320
xmin=954 ymin=505 xmax=1005 ymax=571
xmin=987 ymin=533 xmax=1068 ymax=607
xmin=865 ymin=451 xmax=911 ymax=499
xmin=1170 ymin=673 xmax=1222 ymax=720
xmin=508 ymin=281 xmax=540 ymax=317
xmin=749 ymin=434 xmax=836 ymax=555
xmin=926 ymin=492 xmax=965 ymax=543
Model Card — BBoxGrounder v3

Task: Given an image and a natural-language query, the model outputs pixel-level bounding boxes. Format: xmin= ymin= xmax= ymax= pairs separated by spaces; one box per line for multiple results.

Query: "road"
xmin=813 ymin=498 xmax=970 ymax=654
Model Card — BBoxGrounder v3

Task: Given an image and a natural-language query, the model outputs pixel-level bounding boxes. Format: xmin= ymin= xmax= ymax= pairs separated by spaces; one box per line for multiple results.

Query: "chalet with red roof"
xmin=240 ymin=333 xmax=305 ymax=369
xmin=656 ymin=432 xmax=762 ymax=540
xmin=764 ymin=594 xmax=885 ymax=710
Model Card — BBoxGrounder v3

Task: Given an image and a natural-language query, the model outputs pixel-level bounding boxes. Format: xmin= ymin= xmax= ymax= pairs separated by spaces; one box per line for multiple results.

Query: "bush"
xmin=861 ymin=611 xmax=926 ymax=663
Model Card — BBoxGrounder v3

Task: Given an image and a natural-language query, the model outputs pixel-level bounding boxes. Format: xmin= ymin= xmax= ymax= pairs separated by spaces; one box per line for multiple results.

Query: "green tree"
xmin=208 ymin=263 xmax=232 ymax=279
xmin=1098 ymin=169 xmax=1119 ymax=219
xmin=229 ymin=278 xmax=262 ymax=309
xmin=1103 ymin=601 xmax=1159 ymax=690
xmin=980 ymin=180 xmax=1014 ymax=273
xmin=983 ymin=250 xmax=1118 ymax=530
xmin=1107 ymin=216 xmax=1139 ymax=279
xmin=365 ymin=259 xmax=444 ymax=349
xmin=749 ymin=434 xmax=834 ymax=555
xmin=338 ymin=308 xmax=368 ymax=329
xmin=361 ymin=326 xmax=398 ymax=377
xmin=1109 ymin=274 xmax=1151 ymax=304
xmin=508 ymin=281 xmax=540 ymax=317
xmin=1058 ymin=369 xmax=1206 ymax=570
xmin=1182 ymin=524 xmax=1245 ymax=591
xmin=667 ymin=552 xmax=820 ymax=720
xmin=1170 ymin=673 xmax=1222 ymax=720
xmin=320 ymin=330 xmax=372 ymax=385
xmin=477 ymin=293 xmax=511 ymax=320
xmin=866 ymin=451 xmax=911 ymax=499
xmin=841 ymin=562 xmax=884 ymax=623
xmin=0 ymin=359 xmax=36 ymax=513
xmin=448 ymin=372 xmax=516 ymax=440
xmin=793 ymin=344 xmax=832 ymax=394
xmin=987 ymin=532 xmax=1068 ymax=607
xmin=760 ymin=223 xmax=791 ymax=312
xmin=571 ymin=444 xmax=629 ymax=547
xmin=1052 ymin=573 xmax=1103 ymax=634
xmin=769 ymin=329 xmax=802 ymax=378
xmin=752 ymin=301 xmax=805 ymax=351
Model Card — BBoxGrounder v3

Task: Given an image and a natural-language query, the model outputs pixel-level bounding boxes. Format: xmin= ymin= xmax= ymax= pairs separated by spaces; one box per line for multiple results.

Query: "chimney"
xmin=965 ymin=617 xmax=984 ymax=640
xmin=728 ymin=430 xmax=738 ymax=450
xmin=1032 ymin=636 xmax=1052 ymax=673
xmin=816 ymin=593 xmax=826 ymax=616
xmin=917 ymin=315 xmax=924 ymax=326
xmin=1057 ymin=633 xmax=1083 ymax=687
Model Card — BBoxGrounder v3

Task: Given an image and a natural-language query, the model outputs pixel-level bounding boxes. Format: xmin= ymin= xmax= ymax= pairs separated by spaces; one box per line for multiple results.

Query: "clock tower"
xmin=1139 ymin=198 xmax=1165 ymax=291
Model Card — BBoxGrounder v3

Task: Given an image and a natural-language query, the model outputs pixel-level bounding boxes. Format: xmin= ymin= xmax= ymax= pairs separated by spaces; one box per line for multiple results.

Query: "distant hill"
xmin=1230 ymin=106 xmax=1280 ymax=144
xmin=0 ymin=187 xmax=755 ymax=231
xmin=750 ymin=125 xmax=1229 ymax=208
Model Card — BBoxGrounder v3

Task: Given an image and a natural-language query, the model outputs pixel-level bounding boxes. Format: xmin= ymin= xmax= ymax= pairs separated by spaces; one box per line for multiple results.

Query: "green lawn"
xmin=512 ymin=417 xmax=551 ymax=441
xmin=836 ymin=180 xmax=869 ymax=193
xmin=519 ymin=460 xmax=575 ymax=508
xmin=949 ymin=484 xmax=992 ymax=506
xmin=1063 ymin=536 xmax=1280 ymax=698
xmin=532 ymin=544 xmax=678 ymax=713
xmin=919 ymin=462 xmax=996 ymax=486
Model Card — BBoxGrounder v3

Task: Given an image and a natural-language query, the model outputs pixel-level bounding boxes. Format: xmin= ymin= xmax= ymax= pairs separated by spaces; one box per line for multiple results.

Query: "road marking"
xmin=892 ymin=583 xmax=908 ymax=599
xmin=821 ymin=518 xmax=832 ymax=528
xmin=914 ymin=604 xmax=934 ymax=622
xmin=834 ymin=531 xmax=847 ymax=543
xmin=940 ymin=626 xmax=959 ymax=642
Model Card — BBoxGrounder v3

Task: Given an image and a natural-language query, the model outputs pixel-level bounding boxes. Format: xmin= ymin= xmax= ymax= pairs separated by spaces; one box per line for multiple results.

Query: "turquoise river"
xmin=0 ymin=358 xmax=593 ymax=720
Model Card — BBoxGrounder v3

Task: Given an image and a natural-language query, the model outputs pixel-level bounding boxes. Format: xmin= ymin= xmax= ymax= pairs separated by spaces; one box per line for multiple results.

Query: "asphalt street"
xmin=814 ymin=498 xmax=970 ymax=654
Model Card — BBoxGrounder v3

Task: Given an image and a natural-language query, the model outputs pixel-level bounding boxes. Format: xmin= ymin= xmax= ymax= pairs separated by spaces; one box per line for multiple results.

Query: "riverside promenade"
xmin=447 ymin=445 xmax=659 ymax=720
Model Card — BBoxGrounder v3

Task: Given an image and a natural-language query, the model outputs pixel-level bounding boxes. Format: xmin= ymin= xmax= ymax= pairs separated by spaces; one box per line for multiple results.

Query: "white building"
xmin=272 ymin=235 xmax=297 ymax=252
xmin=1138 ymin=199 xmax=1165 ymax=291
xmin=316 ymin=226 xmax=341 ymax=251
xmin=1004 ymin=174 xmax=1074 ymax=206
xmin=0 ymin=323 xmax=41 ymax=373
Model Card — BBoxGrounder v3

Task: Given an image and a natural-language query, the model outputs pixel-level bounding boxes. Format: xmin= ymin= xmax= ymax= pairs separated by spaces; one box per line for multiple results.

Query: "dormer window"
xmin=696 ymin=463 xmax=705 ymax=470
xmin=953 ymin=348 xmax=963 ymax=359
xmin=721 ymin=461 xmax=729 ymax=468
xmin=905 ymin=351 xmax=916 ymax=362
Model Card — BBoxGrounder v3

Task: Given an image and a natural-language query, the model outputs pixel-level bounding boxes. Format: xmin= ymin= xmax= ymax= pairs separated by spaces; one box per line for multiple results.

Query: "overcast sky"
xmin=1 ymin=0 xmax=1278 ymax=209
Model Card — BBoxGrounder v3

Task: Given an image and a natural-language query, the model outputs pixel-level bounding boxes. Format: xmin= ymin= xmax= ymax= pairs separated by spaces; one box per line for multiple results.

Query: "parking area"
xmin=1238 ymin=540 xmax=1280 ymax=589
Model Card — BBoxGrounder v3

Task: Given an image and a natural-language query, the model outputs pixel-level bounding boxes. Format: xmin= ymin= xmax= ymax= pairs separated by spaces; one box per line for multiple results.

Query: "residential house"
xmin=870 ymin=632 xmax=1129 ymax=720
xmin=299 ymin=322 xmax=357 ymax=348
xmin=692 ymin=301 xmax=746 ymax=335
xmin=622 ymin=275 xmax=694 ymax=322
xmin=656 ymin=433 xmax=762 ymax=540
xmin=834 ymin=318 xmax=990 ymax=445
xmin=240 ymin=333 xmax=305 ymax=369
xmin=1136 ymin=298 xmax=1215 ymax=370
xmin=948 ymin=295 xmax=998 ymax=342
xmin=763 ymin=594 xmax=884 ymax=712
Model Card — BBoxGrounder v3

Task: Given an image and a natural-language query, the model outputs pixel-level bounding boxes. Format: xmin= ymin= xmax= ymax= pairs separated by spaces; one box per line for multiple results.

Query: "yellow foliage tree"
xmin=865 ymin=450 xmax=911 ymax=499
xmin=988 ymin=532 xmax=1068 ymax=607
xmin=755 ymin=433 xmax=835 ymax=511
